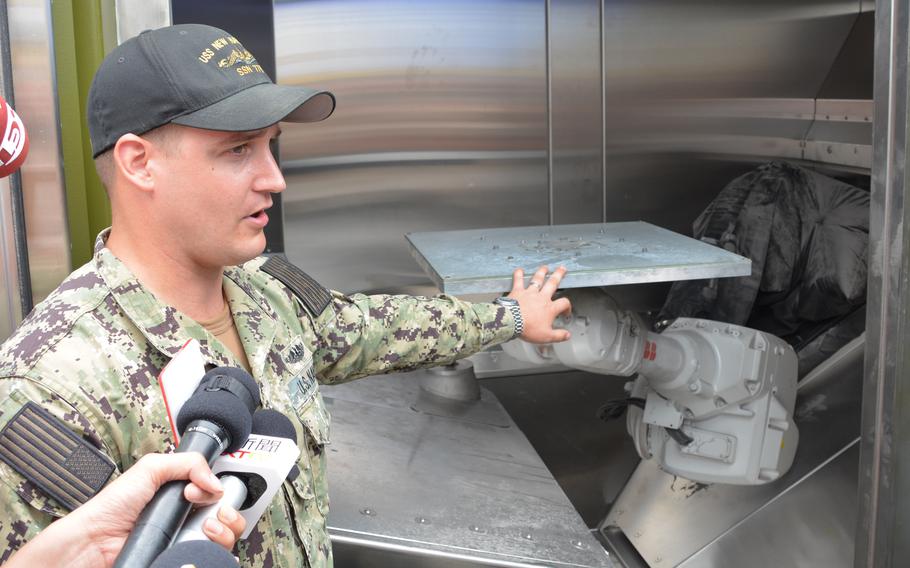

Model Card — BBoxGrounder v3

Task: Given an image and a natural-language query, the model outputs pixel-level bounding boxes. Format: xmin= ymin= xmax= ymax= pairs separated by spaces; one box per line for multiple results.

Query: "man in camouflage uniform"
xmin=0 ymin=24 xmax=571 ymax=568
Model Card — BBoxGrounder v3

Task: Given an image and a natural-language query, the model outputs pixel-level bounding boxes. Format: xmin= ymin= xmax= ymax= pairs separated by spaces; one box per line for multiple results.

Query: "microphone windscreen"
xmin=199 ymin=367 xmax=261 ymax=410
xmin=251 ymin=408 xmax=297 ymax=440
xmin=149 ymin=540 xmax=239 ymax=568
xmin=176 ymin=390 xmax=252 ymax=453
xmin=0 ymin=96 xmax=28 ymax=178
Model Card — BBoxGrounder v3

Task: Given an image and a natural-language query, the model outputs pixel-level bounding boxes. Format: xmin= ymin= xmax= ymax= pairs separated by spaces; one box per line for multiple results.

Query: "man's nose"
xmin=253 ymin=146 xmax=287 ymax=194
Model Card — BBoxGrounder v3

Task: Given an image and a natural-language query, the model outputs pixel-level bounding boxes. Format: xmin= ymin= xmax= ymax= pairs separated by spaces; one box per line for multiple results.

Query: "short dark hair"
xmin=93 ymin=124 xmax=182 ymax=193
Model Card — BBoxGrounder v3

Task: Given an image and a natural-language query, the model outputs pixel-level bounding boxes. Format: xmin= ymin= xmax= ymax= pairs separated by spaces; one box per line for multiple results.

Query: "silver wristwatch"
xmin=493 ymin=296 xmax=523 ymax=339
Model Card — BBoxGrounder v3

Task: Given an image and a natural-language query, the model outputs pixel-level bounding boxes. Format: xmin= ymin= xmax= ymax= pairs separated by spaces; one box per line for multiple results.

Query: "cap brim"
xmin=171 ymin=83 xmax=335 ymax=132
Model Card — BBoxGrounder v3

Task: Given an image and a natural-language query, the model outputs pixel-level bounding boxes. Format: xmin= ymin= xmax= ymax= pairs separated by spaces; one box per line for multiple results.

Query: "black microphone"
xmin=149 ymin=540 xmax=239 ymax=568
xmin=114 ymin=367 xmax=260 ymax=568
xmin=175 ymin=409 xmax=299 ymax=544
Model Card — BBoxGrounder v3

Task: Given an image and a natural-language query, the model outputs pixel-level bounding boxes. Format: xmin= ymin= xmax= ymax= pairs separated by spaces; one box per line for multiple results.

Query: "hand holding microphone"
xmin=2 ymin=452 xmax=244 ymax=568
xmin=175 ymin=409 xmax=300 ymax=544
xmin=114 ymin=367 xmax=260 ymax=568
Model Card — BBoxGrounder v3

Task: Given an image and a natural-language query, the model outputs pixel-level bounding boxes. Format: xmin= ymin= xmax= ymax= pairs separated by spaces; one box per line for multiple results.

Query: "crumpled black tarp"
xmin=658 ymin=161 xmax=869 ymax=344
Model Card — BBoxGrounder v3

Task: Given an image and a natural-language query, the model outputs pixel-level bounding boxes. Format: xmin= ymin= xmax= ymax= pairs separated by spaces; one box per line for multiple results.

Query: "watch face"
xmin=496 ymin=297 xmax=519 ymax=306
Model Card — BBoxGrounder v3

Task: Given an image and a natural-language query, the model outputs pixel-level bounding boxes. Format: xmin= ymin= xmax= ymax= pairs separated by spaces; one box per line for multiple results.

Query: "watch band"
xmin=493 ymin=297 xmax=523 ymax=339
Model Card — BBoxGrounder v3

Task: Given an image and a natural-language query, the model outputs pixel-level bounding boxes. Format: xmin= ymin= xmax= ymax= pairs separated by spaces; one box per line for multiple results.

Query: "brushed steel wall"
xmin=276 ymin=0 xmax=870 ymax=294
xmin=601 ymin=0 xmax=869 ymax=234
xmin=275 ymin=0 xmax=548 ymax=294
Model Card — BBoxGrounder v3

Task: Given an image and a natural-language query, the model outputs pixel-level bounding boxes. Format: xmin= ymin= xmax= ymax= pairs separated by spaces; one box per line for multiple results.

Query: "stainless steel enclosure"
xmin=275 ymin=4 xmax=872 ymax=560
xmin=276 ymin=0 xmax=872 ymax=295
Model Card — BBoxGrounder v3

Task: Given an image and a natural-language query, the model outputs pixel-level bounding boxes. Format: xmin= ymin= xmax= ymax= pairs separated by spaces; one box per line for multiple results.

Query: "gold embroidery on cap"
xmin=197 ymin=35 xmax=264 ymax=75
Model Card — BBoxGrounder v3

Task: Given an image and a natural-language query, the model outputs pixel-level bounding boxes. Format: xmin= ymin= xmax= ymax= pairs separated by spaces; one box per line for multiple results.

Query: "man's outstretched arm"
xmin=308 ymin=266 xmax=570 ymax=384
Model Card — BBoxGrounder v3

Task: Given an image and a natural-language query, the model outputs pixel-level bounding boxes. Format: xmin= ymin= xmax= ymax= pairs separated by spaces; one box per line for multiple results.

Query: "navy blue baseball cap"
xmin=87 ymin=24 xmax=335 ymax=157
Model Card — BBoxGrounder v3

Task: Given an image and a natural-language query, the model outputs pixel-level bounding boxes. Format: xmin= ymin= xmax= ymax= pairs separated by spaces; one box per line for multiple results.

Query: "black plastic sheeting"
xmin=658 ymin=161 xmax=869 ymax=369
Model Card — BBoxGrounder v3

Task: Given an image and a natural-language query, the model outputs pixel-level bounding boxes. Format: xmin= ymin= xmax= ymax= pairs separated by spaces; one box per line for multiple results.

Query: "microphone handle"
xmin=114 ymin=420 xmax=229 ymax=568
xmin=174 ymin=475 xmax=248 ymax=544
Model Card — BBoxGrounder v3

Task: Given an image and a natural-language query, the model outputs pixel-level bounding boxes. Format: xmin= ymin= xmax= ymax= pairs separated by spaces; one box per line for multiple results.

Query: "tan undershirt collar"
xmin=197 ymin=294 xmax=252 ymax=373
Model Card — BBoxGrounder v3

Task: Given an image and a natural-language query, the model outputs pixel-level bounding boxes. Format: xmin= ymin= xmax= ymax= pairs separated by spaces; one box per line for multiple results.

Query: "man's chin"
xmin=224 ymin=237 xmax=268 ymax=267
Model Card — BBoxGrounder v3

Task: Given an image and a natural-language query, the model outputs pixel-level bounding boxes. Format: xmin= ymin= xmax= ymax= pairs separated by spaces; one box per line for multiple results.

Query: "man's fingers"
xmin=129 ymin=452 xmax=222 ymax=505
xmin=511 ymin=268 xmax=524 ymax=293
xmin=541 ymin=266 xmax=567 ymax=295
xmin=203 ymin=517 xmax=236 ymax=550
xmin=132 ymin=452 xmax=220 ymax=493
xmin=531 ymin=266 xmax=549 ymax=288
xmin=552 ymin=297 xmax=572 ymax=317
xmin=549 ymin=329 xmax=571 ymax=342
xmin=218 ymin=505 xmax=247 ymax=541
xmin=184 ymin=482 xmax=222 ymax=505
xmin=185 ymin=453 xmax=224 ymax=496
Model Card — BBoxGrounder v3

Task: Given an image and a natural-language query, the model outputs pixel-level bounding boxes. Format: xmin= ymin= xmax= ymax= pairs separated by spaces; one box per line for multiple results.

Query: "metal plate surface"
xmin=322 ymin=372 xmax=614 ymax=567
xmin=406 ymin=222 xmax=751 ymax=295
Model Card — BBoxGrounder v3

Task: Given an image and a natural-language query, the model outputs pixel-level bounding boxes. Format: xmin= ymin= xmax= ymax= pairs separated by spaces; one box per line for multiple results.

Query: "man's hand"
xmin=5 ymin=452 xmax=246 ymax=568
xmin=508 ymin=265 xmax=572 ymax=344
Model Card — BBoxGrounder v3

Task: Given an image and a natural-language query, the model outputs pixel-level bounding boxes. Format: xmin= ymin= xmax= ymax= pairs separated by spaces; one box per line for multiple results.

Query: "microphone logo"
xmin=183 ymin=423 xmax=229 ymax=453
xmin=0 ymin=98 xmax=26 ymax=169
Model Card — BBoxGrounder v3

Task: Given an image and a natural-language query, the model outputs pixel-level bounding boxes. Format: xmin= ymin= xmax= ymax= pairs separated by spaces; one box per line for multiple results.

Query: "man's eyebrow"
xmin=222 ymin=127 xmax=282 ymax=144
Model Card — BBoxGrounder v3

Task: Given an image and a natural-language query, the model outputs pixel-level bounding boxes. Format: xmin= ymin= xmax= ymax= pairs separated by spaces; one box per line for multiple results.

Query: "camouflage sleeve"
xmin=306 ymin=293 xmax=516 ymax=384
xmin=0 ymin=378 xmax=119 ymax=562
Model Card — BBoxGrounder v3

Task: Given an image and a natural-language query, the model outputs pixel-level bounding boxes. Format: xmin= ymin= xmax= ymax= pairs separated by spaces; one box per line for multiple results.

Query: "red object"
xmin=643 ymin=340 xmax=657 ymax=361
xmin=0 ymin=95 xmax=28 ymax=178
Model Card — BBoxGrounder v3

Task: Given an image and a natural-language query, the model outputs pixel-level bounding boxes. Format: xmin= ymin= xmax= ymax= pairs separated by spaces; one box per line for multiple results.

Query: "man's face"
xmin=149 ymin=124 xmax=286 ymax=269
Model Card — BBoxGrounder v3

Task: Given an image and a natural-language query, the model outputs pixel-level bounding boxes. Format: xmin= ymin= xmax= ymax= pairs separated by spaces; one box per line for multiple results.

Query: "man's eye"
xmin=230 ymin=144 xmax=249 ymax=155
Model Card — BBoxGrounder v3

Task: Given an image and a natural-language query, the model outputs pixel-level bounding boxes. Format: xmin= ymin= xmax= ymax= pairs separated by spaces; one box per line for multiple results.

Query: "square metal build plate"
xmin=406 ymin=221 xmax=751 ymax=295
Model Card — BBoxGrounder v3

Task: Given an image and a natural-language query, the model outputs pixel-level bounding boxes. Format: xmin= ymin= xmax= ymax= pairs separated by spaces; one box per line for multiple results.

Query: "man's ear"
xmin=111 ymin=134 xmax=155 ymax=191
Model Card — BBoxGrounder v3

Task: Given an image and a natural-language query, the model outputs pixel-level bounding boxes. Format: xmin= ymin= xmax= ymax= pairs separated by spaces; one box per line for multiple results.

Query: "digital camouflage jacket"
xmin=0 ymin=231 xmax=515 ymax=567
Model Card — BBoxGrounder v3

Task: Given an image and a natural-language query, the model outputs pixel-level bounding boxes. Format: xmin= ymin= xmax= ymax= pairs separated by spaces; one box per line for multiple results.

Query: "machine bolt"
xmin=360 ymin=508 xmax=376 ymax=516
xmin=469 ymin=524 xmax=487 ymax=533
xmin=415 ymin=516 xmax=430 ymax=524
xmin=688 ymin=382 xmax=699 ymax=392
xmin=522 ymin=532 xmax=533 ymax=540
xmin=572 ymin=539 xmax=587 ymax=549
xmin=714 ymin=397 xmax=727 ymax=407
